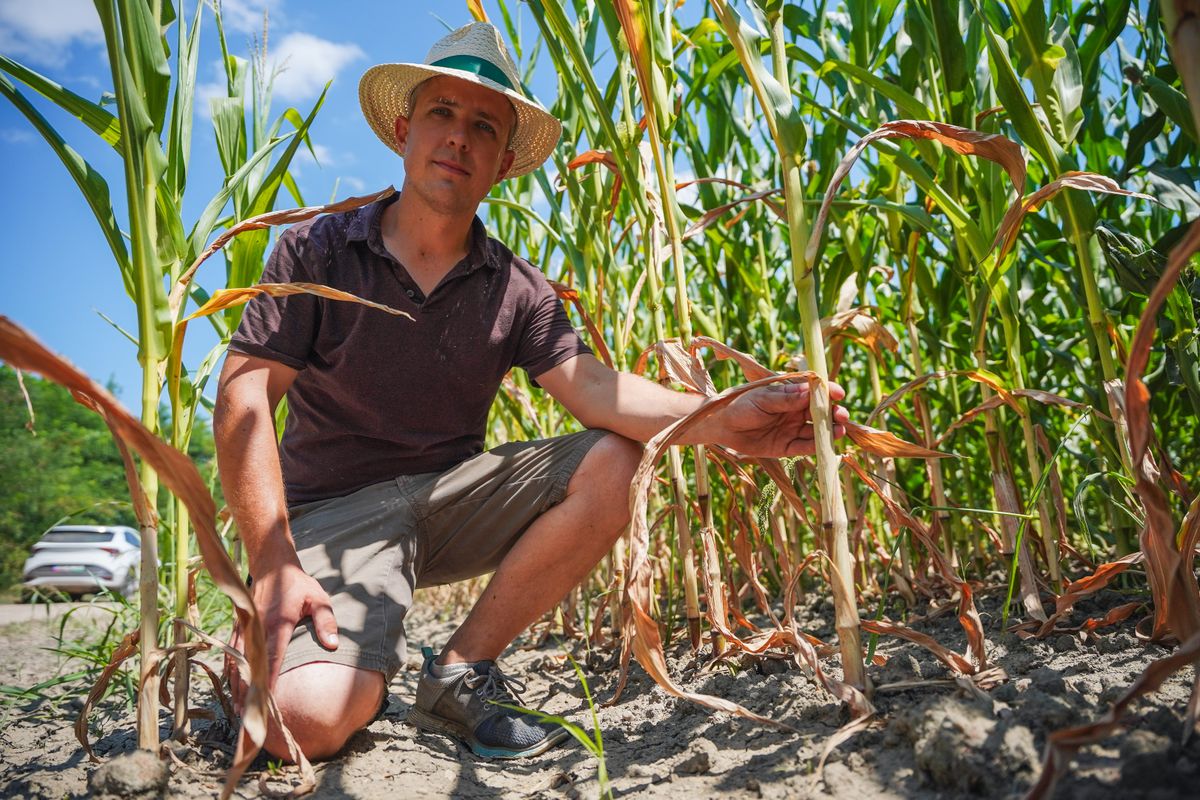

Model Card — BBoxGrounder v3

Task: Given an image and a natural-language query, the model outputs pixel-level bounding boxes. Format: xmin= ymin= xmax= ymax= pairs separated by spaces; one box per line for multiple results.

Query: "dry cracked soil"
xmin=1 ymin=587 xmax=1197 ymax=799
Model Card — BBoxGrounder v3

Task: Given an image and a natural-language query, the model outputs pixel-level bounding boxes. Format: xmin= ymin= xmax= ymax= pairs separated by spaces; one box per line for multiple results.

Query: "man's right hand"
xmin=229 ymin=560 xmax=339 ymax=703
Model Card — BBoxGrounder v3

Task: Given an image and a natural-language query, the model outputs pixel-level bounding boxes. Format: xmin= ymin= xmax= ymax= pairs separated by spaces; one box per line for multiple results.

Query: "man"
xmin=214 ymin=22 xmax=847 ymax=762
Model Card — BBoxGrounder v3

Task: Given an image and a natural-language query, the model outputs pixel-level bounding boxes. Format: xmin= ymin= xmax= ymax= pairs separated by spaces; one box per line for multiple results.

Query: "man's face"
xmin=393 ymin=75 xmax=518 ymax=217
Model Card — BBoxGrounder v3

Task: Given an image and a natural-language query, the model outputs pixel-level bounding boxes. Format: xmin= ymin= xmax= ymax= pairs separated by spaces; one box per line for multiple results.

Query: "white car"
xmin=21 ymin=525 xmax=142 ymax=599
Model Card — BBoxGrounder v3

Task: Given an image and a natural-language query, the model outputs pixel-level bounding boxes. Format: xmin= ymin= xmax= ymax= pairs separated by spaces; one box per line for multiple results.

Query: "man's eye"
xmin=478 ymin=121 xmax=496 ymax=134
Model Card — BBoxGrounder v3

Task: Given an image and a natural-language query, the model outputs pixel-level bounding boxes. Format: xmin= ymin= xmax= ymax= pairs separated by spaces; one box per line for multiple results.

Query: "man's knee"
xmin=572 ymin=431 xmax=642 ymax=492
xmin=266 ymin=663 xmax=385 ymax=761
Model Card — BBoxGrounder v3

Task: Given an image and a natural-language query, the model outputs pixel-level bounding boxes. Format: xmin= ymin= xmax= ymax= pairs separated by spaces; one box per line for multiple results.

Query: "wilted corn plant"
xmin=483 ymin=0 xmax=1199 ymax=774
xmin=0 ymin=0 xmax=328 ymax=790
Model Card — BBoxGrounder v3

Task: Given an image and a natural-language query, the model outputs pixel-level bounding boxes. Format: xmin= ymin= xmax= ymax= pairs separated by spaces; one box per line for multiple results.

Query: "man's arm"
xmin=535 ymin=353 xmax=847 ymax=457
xmin=214 ymin=352 xmax=338 ymax=688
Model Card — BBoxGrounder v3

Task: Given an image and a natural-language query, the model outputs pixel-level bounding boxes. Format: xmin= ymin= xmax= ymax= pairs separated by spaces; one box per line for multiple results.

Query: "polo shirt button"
xmin=406 ymin=289 xmax=415 ymax=298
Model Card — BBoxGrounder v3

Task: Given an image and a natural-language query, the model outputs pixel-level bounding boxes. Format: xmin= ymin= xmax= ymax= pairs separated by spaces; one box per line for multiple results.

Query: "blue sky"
xmin=0 ymin=0 xmax=560 ymax=415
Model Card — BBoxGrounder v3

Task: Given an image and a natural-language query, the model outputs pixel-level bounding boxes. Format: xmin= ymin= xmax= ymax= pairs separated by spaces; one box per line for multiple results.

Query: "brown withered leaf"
xmin=936 ymin=389 xmax=1107 ymax=447
xmin=0 ymin=317 xmax=270 ymax=800
xmin=171 ymin=186 xmax=396 ymax=318
xmin=689 ymin=335 xmax=775 ymax=382
xmin=1125 ymin=217 xmax=1200 ymax=645
xmin=809 ymin=120 xmax=1026 ymax=269
xmin=634 ymin=339 xmax=715 ymax=395
xmin=74 ymin=630 xmax=142 ymax=761
xmin=821 ymin=308 xmax=899 ymax=357
xmin=549 ymin=280 xmax=614 ymax=368
xmin=184 ymin=282 xmax=413 ymax=323
xmin=992 ymin=172 xmax=1155 ymax=263
xmin=181 ymin=621 xmax=315 ymax=797
xmin=466 ymin=0 xmax=488 ymax=21
xmin=844 ymin=420 xmax=954 ymax=459
xmin=564 ymin=150 xmax=623 ymax=222
xmin=861 ymin=619 xmax=975 ymax=675
xmin=844 ymin=455 xmax=988 ymax=670
xmin=1031 ymin=553 xmax=1145 ymax=638
xmin=622 ymin=372 xmax=872 ymax=719
xmin=868 ymin=369 xmax=1016 ymax=425
xmin=666 ymin=187 xmax=785 ymax=259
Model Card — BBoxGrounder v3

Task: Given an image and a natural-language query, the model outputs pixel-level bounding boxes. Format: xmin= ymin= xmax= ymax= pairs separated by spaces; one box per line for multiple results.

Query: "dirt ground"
xmin=1 ymin=588 xmax=1197 ymax=800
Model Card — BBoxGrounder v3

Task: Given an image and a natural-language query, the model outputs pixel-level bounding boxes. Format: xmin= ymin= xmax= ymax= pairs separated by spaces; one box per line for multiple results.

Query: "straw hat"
xmin=358 ymin=22 xmax=561 ymax=179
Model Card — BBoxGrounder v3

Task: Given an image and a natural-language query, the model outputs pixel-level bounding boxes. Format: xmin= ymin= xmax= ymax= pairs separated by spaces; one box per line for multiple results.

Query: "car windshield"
xmin=40 ymin=530 xmax=114 ymax=544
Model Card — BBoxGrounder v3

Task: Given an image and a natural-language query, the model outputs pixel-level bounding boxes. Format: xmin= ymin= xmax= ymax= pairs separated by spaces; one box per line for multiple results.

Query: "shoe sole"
xmin=408 ymin=706 xmax=570 ymax=759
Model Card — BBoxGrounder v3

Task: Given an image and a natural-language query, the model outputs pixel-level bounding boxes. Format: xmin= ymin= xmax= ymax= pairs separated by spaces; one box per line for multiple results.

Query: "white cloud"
xmin=294 ymin=142 xmax=334 ymax=168
xmin=267 ymin=32 xmax=363 ymax=102
xmin=0 ymin=0 xmax=103 ymax=68
xmin=340 ymin=176 xmax=366 ymax=194
xmin=214 ymin=0 xmax=279 ymax=35
xmin=0 ymin=127 xmax=35 ymax=144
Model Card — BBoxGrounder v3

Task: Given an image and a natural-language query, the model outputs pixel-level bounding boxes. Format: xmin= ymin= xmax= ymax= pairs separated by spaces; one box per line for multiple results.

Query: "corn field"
xmin=1 ymin=0 xmax=1199 ymax=797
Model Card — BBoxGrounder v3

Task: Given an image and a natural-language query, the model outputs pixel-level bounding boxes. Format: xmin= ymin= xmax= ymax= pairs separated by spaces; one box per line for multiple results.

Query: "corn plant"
xmin=0 ymin=0 xmax=324 ymax=782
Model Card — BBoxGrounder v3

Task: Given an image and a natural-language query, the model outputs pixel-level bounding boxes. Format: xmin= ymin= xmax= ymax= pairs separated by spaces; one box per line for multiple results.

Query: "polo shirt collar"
xmin=349 ymin=192 xmax=496 ymax=274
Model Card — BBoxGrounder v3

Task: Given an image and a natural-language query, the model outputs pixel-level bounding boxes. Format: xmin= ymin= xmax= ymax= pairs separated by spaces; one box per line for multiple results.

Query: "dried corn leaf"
xmin=664 ymin=187 xmax=785 ymax=259
xmin=936 ymin=389 xmax=1107 ymax=446
xmin=844 ymin=421 xmax=953 ymax=459
xmin=1030 ymin=552 xmax=1144 ymax=637
xmin=634 ymin=339 xmax=715 ymax=395
xmin=0 ymin=317 xmax=270 ymax=799
xmin=549 ymin=280 xmax=614 ymax=368
xmin=689 ymin=335 xmax=775 ymax=382
xmin=628 ymin=604 xmax=793 ymax=729
xmin=844 ymin=456 xmax=987 ymax=670
xmin=171 ymin=186 xmax=395 ymax=317
xmin=1125 ymin=218 xmax=1200 ymax=644
xmin=466 ymin=0 xmax=488 ymax=22
xmin=623 ymin=372 xmax=872 ymax=718
xmin=564 ymin=150 xmax=623 ymax=222
xmin=809 ymin=121 xmax=1026 ymax=268
xmin=868 ymin=369 xmax=1016 ymax=425
xmin=861 ymin=619 xmax=975 ymax=675
xmin=74 ymin=630 xmax=141 ymax=761
xmin=821 ymin=308 xmax=899 ymax=357
xmin=183 ymin=282 xmax=413 ymax=323
xmin=180 ymin=621 xmax=315 ymax=795
xmin=992 ymin=172 xmax=1155 ymax=263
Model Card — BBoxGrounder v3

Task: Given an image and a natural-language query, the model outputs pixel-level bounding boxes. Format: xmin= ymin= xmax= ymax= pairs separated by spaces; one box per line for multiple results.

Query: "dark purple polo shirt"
xmin=228 ymin=192 xmax=592 ymax=505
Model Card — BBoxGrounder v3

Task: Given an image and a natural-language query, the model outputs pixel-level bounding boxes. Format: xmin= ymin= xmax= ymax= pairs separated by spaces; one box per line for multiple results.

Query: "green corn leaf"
xmin=118 ymin=0 xmax=172 ymax=135
xmin=820 ymin=60 xmax=933 ymax=120
xmin=186 ymin=129 xmax=296 ymax=267
xmin=0 ymin=54 xmax=121 ymax=149
xmin=0 ymin=73 xmax=131 ymax=292
xmin=1141 ymin=70 xmax=1199 ymax=144
xmin=1075 ymin=0 xmax=1132 ymax=93
xmin=164 ymin=0 xmax=204 ymax=200
xmin=211 ymin=96 xmax=248 ymax=182
xmin=710 ymin=0 xmax=807 ymax=161
xmin=245 ymin=85 xmax=329 ymax=218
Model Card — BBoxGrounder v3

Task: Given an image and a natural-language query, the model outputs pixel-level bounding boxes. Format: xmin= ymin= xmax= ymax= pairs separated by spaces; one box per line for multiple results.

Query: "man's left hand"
xmin=708 ymin=380 xmax=849 ymax=458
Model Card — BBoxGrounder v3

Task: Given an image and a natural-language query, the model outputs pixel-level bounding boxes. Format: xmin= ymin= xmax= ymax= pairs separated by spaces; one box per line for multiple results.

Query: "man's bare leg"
xmin=439 ymin=432 xmax=643 ymax=664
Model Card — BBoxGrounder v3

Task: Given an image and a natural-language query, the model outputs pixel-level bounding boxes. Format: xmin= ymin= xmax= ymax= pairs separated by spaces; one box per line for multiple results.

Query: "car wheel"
xmin=121 ymin=570 xmax=138 ymax=599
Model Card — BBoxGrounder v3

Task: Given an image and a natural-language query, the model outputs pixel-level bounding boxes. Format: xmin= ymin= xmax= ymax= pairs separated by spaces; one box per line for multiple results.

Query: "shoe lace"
xmin=463 ymin=664 xmax=528 ymax=706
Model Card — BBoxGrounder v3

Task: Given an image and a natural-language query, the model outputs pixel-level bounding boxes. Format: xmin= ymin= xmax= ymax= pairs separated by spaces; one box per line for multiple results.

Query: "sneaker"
xmin=409 ymin=646 xmax=569 ymax=759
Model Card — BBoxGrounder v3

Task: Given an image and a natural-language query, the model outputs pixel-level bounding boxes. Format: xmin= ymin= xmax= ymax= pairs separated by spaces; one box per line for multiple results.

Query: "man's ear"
xmin=393 ymin=115 xmax=410 ymax=156
xmin=494 ymin=149 xmax=516 ymax=184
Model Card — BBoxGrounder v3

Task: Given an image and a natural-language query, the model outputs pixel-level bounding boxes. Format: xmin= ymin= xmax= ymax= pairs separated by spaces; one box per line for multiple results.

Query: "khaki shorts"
xmin=277 ymin=429 xmax=607 ymax=680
